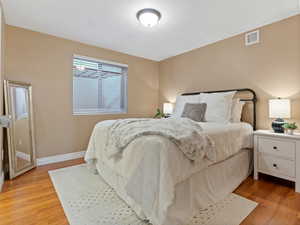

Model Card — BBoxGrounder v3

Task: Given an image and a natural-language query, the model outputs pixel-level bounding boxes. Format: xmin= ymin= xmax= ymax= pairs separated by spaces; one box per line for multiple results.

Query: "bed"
xmin=85 ymin=88 xmax=257 ymax=225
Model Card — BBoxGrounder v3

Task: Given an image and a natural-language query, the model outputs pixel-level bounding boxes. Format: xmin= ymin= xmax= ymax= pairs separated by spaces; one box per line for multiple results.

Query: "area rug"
xmin=49 ymin=164 xmax=257 ymax=225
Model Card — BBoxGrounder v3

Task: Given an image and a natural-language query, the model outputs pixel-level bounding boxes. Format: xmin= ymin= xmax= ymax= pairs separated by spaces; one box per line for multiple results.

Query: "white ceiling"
xmin=2 ymin=0 xmax=300 ymax=61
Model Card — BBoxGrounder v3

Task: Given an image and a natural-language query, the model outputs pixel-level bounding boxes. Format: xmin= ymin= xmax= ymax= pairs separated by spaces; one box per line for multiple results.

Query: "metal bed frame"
xmin=182 ymin=88 xmax=257 ymax=130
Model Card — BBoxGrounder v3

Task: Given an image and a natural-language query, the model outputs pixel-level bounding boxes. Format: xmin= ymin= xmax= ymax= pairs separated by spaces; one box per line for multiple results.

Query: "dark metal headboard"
xmin=182 ymin=88 xmax=257 ymax=130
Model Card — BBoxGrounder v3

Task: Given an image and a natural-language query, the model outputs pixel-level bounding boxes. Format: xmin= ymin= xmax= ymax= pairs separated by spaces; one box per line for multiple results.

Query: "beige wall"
xmin=5 ymin=14 xmax=300 ymax=159
xmin=159 ymin=15 xmax=300 ymax=129
xmin=5 ymin=25 xmax=159 ymax=158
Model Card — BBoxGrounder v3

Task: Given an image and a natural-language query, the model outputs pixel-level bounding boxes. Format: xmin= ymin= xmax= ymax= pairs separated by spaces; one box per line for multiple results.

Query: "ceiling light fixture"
xmin=136 ymin=8 xmax=161 ymax=27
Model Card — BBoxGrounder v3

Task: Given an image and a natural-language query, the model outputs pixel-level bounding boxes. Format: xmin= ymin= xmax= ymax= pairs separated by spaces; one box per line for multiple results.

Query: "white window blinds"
xmin=73 ymin=55 xmax=128 ymax=115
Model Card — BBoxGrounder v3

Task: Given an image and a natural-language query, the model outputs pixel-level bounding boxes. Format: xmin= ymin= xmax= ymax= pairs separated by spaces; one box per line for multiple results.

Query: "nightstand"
xmin=254 ymin=130 xmax=300 ymax=193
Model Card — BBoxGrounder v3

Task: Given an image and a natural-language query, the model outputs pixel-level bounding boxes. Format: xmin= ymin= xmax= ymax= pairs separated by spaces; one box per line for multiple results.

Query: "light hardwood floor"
xmin=0 ymin=158 xmax=300 ymax=225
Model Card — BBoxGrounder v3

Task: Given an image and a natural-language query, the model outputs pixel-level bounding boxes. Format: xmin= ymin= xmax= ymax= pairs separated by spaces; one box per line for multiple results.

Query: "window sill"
xmin=73 ymin=110 xmax=127 ymax=116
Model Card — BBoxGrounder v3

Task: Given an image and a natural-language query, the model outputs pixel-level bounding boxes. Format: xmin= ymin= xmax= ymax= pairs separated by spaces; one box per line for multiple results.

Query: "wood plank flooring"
xmin=0 ymin=158 xmax=300 ymax=225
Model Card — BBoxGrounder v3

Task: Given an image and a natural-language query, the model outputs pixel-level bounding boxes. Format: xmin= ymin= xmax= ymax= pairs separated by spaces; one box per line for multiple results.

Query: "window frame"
xmin=72 ymin=54 xmax=128 ymax=116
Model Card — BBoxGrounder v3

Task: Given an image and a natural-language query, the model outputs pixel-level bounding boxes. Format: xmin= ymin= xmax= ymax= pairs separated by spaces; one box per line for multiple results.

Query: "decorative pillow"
xmin=230 ymin=98 xmax=245 ymax=122
xmin=200 ymin=91 xmax=236 ymax=123
xmin=181 ymin=103 xmax=207 ymax=122
xmin=172 ymin=94 xmax=201 ymax=118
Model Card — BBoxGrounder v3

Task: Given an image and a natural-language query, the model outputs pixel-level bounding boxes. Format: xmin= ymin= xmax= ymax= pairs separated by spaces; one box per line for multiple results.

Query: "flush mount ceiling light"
xmin=136 ymin=8 xmax=161 ymax=27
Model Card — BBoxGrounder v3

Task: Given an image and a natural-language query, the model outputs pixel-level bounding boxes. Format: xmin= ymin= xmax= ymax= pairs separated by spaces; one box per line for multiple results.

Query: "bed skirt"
xmin=95 ymin=149 xmax=253 ymax=225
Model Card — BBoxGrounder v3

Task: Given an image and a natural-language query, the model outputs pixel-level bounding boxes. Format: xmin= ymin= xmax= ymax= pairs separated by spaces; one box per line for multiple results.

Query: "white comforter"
xmin=106 ymin=118 xmax=215 ymax=162
xmin=85 ymin=120 xmax=253 ymax=225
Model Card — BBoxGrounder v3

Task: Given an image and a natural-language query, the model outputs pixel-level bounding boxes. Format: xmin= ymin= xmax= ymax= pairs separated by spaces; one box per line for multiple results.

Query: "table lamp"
xmin=269 ymin=98 xmax=291 ymax=133
xmin=163 ymin=103 xmax=173 ymax=118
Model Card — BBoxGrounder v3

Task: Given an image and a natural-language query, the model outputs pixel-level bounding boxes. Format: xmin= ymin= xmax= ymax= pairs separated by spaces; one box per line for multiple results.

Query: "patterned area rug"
xmin=49 ymin=164 xmax=257 ymax=225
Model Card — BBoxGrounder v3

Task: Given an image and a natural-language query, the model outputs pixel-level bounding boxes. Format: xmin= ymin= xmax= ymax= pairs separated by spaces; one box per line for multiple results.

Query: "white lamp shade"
xmin=163 ymin=103 xmax=173 ymax=114
xmin=269 ymin=99 xmax=291 ymax=119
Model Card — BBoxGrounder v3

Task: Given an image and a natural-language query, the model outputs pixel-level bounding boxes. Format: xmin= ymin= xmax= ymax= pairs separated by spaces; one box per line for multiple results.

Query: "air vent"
xmin=245 ymin=30 xmax=260 ymax=46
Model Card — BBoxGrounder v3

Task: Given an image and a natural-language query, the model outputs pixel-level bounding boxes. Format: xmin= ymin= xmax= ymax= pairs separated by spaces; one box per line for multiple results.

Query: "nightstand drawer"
xmin=259 ymin=153 xmax=295 ymax=178
xmin=258 ymin=137 xmax=295 ymax=160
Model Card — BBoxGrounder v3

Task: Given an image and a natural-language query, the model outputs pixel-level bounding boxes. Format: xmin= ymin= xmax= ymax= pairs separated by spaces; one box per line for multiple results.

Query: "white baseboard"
xmin=37 ymin=151 xmax=85 ymax=166
xmin=0 ymin=171 xmax=4 ymax=192
xmin=16 ymin=151 xmax=31 ymax=161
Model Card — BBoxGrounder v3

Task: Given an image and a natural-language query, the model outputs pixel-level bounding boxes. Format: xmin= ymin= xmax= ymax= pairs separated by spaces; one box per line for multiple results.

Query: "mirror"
xmin=4 ymin=80 xmax=36 ymax=179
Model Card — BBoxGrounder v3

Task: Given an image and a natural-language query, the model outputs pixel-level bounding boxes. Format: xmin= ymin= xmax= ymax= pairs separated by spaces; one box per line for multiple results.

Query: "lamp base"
xmin=272 ymin=118 xmax=285 ymax=133
xmin=164 ymin=114 xmax=171 ymax=118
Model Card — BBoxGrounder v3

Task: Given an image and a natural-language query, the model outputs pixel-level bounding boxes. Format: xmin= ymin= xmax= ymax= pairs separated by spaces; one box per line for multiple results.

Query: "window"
xmin=73 ymin=55 xmax=128 ymax=115
xmin=13 ymin=87 xmax=28 ymax=120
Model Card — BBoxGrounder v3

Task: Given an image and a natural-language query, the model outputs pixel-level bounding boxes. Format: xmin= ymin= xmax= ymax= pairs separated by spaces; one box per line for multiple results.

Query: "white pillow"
xmin=200 ymin=91 xmax=236 ymax=123
xmin=172 ymin=94 xmax=201 ymax=118
xmin=230 ymin=98 xmax=245 ymax=122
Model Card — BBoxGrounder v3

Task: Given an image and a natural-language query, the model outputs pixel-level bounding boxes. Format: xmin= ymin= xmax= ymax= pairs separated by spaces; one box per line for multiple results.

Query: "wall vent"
xmin=245 ymin=30 xmax=260 ymax=46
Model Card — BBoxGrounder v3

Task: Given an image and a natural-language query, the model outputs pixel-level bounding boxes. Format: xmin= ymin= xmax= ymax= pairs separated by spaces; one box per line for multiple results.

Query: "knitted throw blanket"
xmin=105 ymin=118 xmax=215 ymax=162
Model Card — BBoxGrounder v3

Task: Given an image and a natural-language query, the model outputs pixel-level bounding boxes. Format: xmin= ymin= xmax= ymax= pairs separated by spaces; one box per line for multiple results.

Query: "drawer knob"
xmin=273 ymin=146 xmax=278 ymax=150
xmin=273 ymin=163 xmax=278 ymax=168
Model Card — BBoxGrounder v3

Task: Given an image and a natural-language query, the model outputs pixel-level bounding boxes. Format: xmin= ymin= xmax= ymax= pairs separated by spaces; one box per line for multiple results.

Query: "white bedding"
xmin=199 ymin=122 xmax=253 ymax=161
xmin=95 ymin=149 xmax=252 ymax=225
xmin=105 ymin=118 xmax=215 ymax=162
xmin=85 ymin=120 xmax=253 ymax=225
